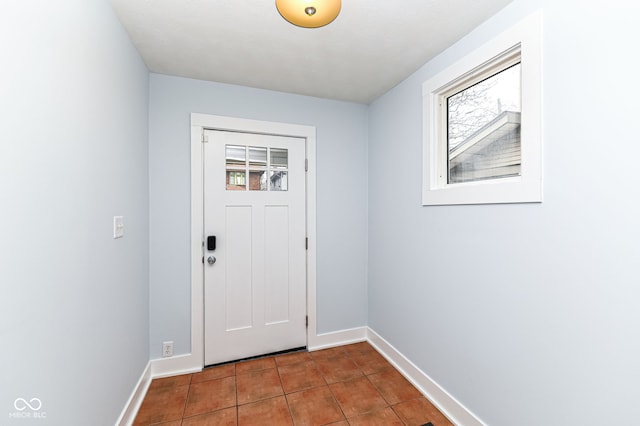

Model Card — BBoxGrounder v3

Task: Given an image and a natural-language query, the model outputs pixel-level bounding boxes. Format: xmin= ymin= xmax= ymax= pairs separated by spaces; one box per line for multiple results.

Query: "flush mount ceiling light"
xmin=276 ymin=0 xmax=342 ymax=28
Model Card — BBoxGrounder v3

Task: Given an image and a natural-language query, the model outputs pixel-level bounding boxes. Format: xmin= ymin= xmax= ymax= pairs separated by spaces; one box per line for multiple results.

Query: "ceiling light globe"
xmin=276 ymin=0 xmax=341 ymax=28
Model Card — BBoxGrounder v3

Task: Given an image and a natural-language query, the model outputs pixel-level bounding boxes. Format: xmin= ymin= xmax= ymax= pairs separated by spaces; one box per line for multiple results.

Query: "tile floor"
xmin=134 ymin=342 xmax=454 ymax=425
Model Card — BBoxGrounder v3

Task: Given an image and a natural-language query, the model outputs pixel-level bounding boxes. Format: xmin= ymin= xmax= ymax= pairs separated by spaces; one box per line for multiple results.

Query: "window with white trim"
xmin=422 ymin=11 xmax=543 ymax=206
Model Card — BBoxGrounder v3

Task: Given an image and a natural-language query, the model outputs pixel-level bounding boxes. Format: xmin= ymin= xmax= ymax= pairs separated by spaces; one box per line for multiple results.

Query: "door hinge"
xmin=202 ymin=256 xmax=204 ymax=264
xmin=305 ymin=158 xmax=308 ymax=172
xmin=305 ymin=237 xmax=308 ymax=250
xmin=202 ymin=133 xmax=208 ymax=143
xmin=306 ymin=315 xmax=308 ymax=327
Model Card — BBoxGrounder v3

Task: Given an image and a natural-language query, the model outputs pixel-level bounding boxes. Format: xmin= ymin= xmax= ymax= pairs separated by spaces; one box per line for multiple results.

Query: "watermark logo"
xmin=9 ymin=398 xmax=46 ymax=419
xmin=14 ymin=398 xmax=42 ymax=412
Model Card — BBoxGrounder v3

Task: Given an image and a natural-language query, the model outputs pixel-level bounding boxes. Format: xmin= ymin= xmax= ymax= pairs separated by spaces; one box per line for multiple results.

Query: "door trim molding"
xmin=189 ymin=113 xmax=317 ymax=369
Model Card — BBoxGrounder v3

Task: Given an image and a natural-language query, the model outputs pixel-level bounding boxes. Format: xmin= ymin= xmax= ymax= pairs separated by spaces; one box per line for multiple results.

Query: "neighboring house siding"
xmin=449 ymin=111 xmax=521 ymax=183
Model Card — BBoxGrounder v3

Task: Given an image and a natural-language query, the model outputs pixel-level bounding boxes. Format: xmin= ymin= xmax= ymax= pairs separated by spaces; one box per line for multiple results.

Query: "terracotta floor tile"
xmin=368 ymin=368 xmax=422 ymax=404
xmin=134 ymin=384 xmax=189 ymax=425
xmin=181 ymin=407 xmax=237 ymax=426
xmin=286 ymin=386 xmax=345 ymax=425
xmin=183 ymin=376 xmax=236 ymax=417
xmin=309 ymin=346 xmax=347 ymax=360
xmin=329 ymin=376 xmax=387 ymax=418
xmin=237 ymin=396 xmax=292 ymax=426
xmin=324 ymin=422 xmax=348 ymax=426
xmin=392 ymin=397 xmax=454 ymax=426
xmin=347 ymin=407 xmax=405 ymax=425
xmin=349 ymin=349 xmax=392 ymax=375
xmin=148 ymin=374 xmax=192 ymax=391
xmin=342 ymin=341 xmax=375 ymax=356
xmin=236 ymin=367 xmax=284 ymax=405
xmin=149 ymin=421 xmax=182 ymax=426
xmin=278 ymin=360 xmax=326 ymax=394
xmin=192 ymin=364 xmax=236 ymax=384
xmin=275 ymin=351 xmax=313 ymax=366
xmin=315 ymin=354 xmax=363 ymax=384
xmin=236 ymin=357 xmax=276 ymax=375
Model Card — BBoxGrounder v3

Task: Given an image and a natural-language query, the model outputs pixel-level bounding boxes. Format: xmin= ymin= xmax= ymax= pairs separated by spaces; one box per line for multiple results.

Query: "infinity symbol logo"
xmin=14 ymin=398 xmax=42 ymax=411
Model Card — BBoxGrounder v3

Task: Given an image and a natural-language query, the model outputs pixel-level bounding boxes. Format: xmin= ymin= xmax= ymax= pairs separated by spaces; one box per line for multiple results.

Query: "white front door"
xmin=203 ymin=129 xmax=307 ymax=366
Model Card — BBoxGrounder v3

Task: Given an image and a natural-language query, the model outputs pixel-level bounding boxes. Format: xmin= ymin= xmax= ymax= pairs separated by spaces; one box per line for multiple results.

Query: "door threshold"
xmin=204 ymin=346 xmax=307 ymax=369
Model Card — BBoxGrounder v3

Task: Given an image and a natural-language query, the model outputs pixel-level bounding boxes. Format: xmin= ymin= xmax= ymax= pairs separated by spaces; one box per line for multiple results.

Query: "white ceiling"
xmin=110 ymin=0 xmax=513 ymax=104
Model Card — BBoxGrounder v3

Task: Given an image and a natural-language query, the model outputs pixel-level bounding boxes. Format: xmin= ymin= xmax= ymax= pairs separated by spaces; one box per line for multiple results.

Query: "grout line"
xmin=273 ymin=355 xmax=293 ymax=421
xmin=179 ymin=374 xmax=192 ymax=422
xmin=234 ymin=362 xmax=239 ymax=424
xmin=326 ymin=380 xmax=348 ymax=422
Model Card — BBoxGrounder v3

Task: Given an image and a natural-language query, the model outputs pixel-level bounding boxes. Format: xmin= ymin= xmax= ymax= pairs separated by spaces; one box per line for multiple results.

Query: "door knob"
xmin=207 ymin=256 xmax=217 ymax=265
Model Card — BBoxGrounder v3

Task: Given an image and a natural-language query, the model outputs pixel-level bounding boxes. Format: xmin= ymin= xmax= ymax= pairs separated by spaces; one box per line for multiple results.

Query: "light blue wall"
xmin=148 ymin=75 xmax=369 ymax=358
xmin=368 ymin=0 xmax=640 ymax=424
xmin=4 ymin=1 xmax=637 ymax=423
xmin=0 ymin=1 xmax=149 ymax=425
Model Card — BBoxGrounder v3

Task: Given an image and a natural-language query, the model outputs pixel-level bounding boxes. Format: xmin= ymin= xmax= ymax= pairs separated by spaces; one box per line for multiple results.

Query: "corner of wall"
xmin=367 ymin=328 xmax=486 ymax=426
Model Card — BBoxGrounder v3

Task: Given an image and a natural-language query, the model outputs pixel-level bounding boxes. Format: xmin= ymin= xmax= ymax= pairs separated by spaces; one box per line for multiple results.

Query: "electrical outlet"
xmin=162 ymin=341 xmax=173 ymax=357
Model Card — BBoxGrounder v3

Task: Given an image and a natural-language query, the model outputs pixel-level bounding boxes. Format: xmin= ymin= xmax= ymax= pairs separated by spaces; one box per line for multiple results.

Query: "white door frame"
xmin=189 ymin=113 xmax=317 ymax=370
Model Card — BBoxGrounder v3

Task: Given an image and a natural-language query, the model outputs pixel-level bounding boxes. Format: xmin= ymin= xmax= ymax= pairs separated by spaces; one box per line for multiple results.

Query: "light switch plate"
xmin=113 ymin=216 xmax=124 ymax=239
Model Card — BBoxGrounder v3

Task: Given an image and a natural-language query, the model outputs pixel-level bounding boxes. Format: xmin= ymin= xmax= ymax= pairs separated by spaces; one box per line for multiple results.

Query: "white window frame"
xmin=422 ymin=11 xmax=543 ymax=206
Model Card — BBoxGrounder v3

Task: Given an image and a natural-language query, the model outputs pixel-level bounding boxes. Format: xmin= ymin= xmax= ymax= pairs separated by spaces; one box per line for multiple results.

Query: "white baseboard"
xmin=367 ymin=327 xmax=486 ymax=426
xmin=308 ymin=326 xmax=367 ymax=351
xmin=116 ymin=354 xmax=202 ymax=425
xmin=150 ymin=353 xmax=202 ymax=379
xmin=116 ymin=361 xmax=152 ymax=426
